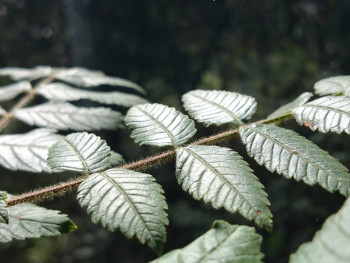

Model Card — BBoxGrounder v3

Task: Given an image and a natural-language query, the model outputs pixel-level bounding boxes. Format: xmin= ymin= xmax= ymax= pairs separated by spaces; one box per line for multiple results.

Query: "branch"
xmin=0 ymin=77 xmax=54 ymax=132
xmin=7 ymin=113 xmax=293 ymax=207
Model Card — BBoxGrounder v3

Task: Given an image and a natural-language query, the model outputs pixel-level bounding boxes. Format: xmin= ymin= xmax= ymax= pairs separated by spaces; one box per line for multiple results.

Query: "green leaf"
xmin=125 ymin=103 xmax=197 ymax=147
xmin=47 ymin=132 xmax=111 ymax=174
xmin=77 ymin=168 xmax=168 ymax=254
xmin=110 ymin=151 xmax=125 ymax=166
xmin=37 ymin=82 xmax=148 ymax=107
xmin=182 ymin=90 xmax=257 ymax=126
xmin=290 ymin=197 xmax=350 ymax=263
xmin=0 ymin=81 xmax=32 ymax=102
xmin=0 ymin=66 xmax=53 ymax=81
xmin=14 ymin=102 xmax=123 ymax=131
xmin=293 ymin=96 xmax=350 ymax=134
xmin=0 ymin=129 xmax=62 ymax=173
xmin=0 ymin=202 xmax=76 ymax=243
xmin=314 ymin=75 xmax=350 ymax=96
xmin=0 ymin=192 xmax=8 ymax=224
xmin=151 ymin=220 xmax=264 ymax=263
xmin=268 ymin=92 xmax=313 ymax=119
xmin=54 ymin=67 xmax=145 ymax=94
xmin=176 ymin=145 xmax=272 ymax=230
xmin=239 ymin=124 xmax=350 ymax=197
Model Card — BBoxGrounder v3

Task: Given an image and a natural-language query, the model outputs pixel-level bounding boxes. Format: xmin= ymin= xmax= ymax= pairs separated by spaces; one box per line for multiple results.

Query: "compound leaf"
xmin=125 ymin=103 xmax=196 ymax=147
xmin=54 ymin=67 xmax=145 ymax=94
xmin=37 ymin=82 xmax=148 ymax=107
xmin=176 ymin=145 xmax=272 ymax=230
xmin=77 ymin=168 xmax=168 ymax=254
xmin=240 ymin=124 xmax=350 ymax=197
xmin=14 ymin=102 xmax=123 ymax=131
xmin=151 ymin=220 xmax=263 ymax=263
xmin=182 ymin=90 xmax=257 ymax=126
xmin=290 ymin=198 xmax=350 ymax=263
xmin=314 ymin=76 xmax=350 ymax=96
xmin=0 ymin=66 xmax=53 ymax=81
xmin=48 ymin=132 xmax=111 ymax=174
xmin=0 ymin=129 xmax=62 ymax=173
xmin=0 ymin=81 xmax=32 ymax=102
xmin=293 ymin=96 xmax=350 ymax=134
xmin=0 ymin=201 xmax=76 ymax=243
xmin=268 ymin=92 xmax=313 ymax=119
xmin=0 ymin=192 xmax=8 ymax=224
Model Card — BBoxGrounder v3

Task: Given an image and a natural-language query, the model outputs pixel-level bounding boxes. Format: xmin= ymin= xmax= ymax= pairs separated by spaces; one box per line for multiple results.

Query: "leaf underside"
xmin=239 ymin=124 xmax=350 ymax=197
xmin=0 ymin=128 xmax=62 ymax=173
xmin=314 ymin=75 xmax=350 ymax=96
xmin=125 ymin=103 xmax=197 ymax=147
xmin=182 ymin=89 xmax=257 ymax=126
xmin=14 ymin=102 xmax=123 ymax=131
xmin=0 ymin=202 xmax=76 ymax=243
xmin=77 ymin=168 xmax=168 ymax=254
xmin=268 ymin=92 xmax=313 ymax=119
xmin=37 ymin=82 xmax=148 ymax=107
xmin=176 ymin=145 xmax=272 ymax=230
xmin=290 ymin=198 xmax=350 ymax=263
xmin=47 ymin=132 xmax=111 ymax=174
xmin=151 ymin=220 xmax=264 ymax=263
xmin=0 ymin=81 xmax=32 ymax=102
xmin=293 ymin=96 xmax=350 ymax=134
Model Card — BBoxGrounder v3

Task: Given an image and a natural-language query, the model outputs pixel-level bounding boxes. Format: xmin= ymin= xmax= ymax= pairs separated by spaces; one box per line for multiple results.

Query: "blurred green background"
xmin=1 ymin=0 xmax=350 ymax=262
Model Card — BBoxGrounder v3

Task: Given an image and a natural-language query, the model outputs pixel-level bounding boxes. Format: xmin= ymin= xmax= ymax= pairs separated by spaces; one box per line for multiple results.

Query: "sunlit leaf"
xmin=293 ymin=96 xmax=350 ymax=134
xmin=182 ymin=90 xmax=257 ymax=126
xmin=125 ymin=103 xmax=196 ymax=147
xmin=151 ymin=220 xmax=264 ymax=263
xmin=37 ymin=82 xmax=148 ymax=107
xmin=268 ymin=92 xmax=313 ymax=119
xmin=0 ymin=129 xmax=62 ymax=173
xmin=290 ymin=198 xmax=350 ymax=263
xmin=0 ymin=200 xmax=76 ymax=243
xmin=314 ymin=76 xmax=350 ymax=96
xmin=0 ymin=66 xmax=53 ymax=81
xmin=77 ymin=168 xmax=168 ymax=254
xmin=14 ymin=102 xmax=123 ymax=131
xmin=54 ymin=67 xmax=145 ymax=94
xmin=240 ymin=124 xmax=350 ymax=197
xmin=0 ymin=81 xmax=32 ymax=102
xmin=48 ymin=132 xmax=111 ymax=174
xmin=176 ymin=145 xmax=272 ymax=230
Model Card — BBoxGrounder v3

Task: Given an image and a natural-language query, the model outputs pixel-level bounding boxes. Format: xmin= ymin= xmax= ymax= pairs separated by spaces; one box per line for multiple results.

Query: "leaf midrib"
xmin=63 ymin=138 xmax=89 ymax=174
xmin=300 ymin=101 xmax=350 ymax=116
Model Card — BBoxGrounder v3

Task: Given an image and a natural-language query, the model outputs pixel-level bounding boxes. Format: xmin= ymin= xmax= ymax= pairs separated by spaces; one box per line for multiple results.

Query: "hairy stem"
xmin=0 ymin=77 xmax=54 ymax=133
xmin=7 ymin=113 xmax=293 ymax=207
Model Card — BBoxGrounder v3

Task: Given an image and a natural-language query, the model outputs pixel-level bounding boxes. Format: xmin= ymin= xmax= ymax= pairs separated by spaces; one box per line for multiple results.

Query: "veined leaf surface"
xmin=239 ymin=124 xmax=350 ymax=196
xmin=290 ymin=198 xmax=350 ymax=263
xmin=151 ymin=220 xmax=263 ymax=263
xmin=54 ymin=67 xmax=145 ymax=94
xmin=268 ymin=92 xmax=313 ymax=119
xmin=0 ymin=66 xmax=53 ymax=81
xmin=314 ymin=75 xmax=350 ymax=96
xmin=293 ymin=96 xmax=350 ymax=134
xmin=14 ymin=102 xmax=123 ymax=131
xmin=0 ymin=201 xmax=76 ymax=243
xmin=0 ymin=129 xmax=62 ymax=173
xmin=37 ymin=82 xmax=147 ymax=107
xmin=48 ymin=132 xmax=111 ymax=174
xmin=0 ymin=81 xmax=32 ymax=101
xmin=182 ymin=90 xmax=257 ymax=126
xmin=0 ymin=192 xmax=8 ymax=224
xmin=125 ymin=103 xmax=196 ymax=147
xmin=77 ymin=168 xmax=168 ymax=254
xmin=176 ymin=145 xmax=272 ymax=230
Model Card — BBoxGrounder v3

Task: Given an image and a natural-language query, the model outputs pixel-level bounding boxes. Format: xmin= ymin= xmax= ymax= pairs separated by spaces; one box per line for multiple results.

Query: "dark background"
xmin=0 ymin=0 xmax=350 ymax=262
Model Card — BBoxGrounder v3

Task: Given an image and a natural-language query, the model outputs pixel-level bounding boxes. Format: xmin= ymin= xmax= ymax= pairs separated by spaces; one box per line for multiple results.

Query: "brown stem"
xmin=6 ymin=113 xmax=294 ymax=207
xmin=0 ymin=77 xmax=54 ymax=133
